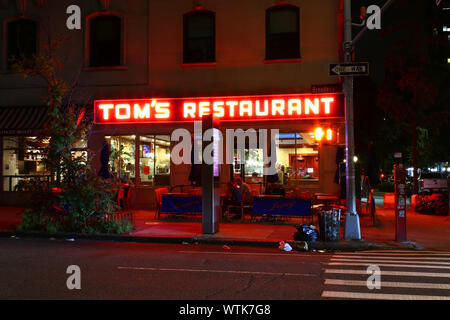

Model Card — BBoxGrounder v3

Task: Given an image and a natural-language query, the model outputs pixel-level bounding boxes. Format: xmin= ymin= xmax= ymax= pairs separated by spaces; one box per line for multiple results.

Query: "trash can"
xmin=318 ymin=206 xmax=341 ymax=241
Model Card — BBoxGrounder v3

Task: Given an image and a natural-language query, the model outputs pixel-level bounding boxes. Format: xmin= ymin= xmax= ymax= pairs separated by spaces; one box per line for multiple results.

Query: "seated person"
xmin=234 ymin=177 xmax=251 ymax=204
xmin=228 ymin=181 xmax=242 ymax=204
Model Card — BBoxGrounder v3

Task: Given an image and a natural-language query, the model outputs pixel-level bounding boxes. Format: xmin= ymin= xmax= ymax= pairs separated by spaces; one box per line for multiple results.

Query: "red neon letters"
xmin=94 ymin=94 xmax=342 ymax=124
xmin=182 ymin=97 xmax=334 ymax=119
xmin=97 ymin=100 xmax=171 ymax=122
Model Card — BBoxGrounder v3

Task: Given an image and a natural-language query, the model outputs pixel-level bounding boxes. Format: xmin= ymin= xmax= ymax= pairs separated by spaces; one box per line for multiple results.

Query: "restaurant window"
xmin=107 ymin=136 xmax=136 ymax=181
xmin=275 ymin=132 xmax=319 ymax=180
xmin=266 ymin=5 xmax=300 ymax=60
xmin=71 ymin=139 xmax=88 ymax=163
xmin=89 ymin=14 xmax=122 ymax=67
xmin=106 ymin=135 xmax=170 ymax=186
xmin=233 ymin=149 xmax=264 ymax=181
xmin=2 ymin=136 xmax=50 ymax=192
xmin=139 ymin=135 xmax=170 ymax=185
xmin=183 ymin=10 xmax=215 ymax=63
xmin=6 ymin=19 xmax=38 ymax=69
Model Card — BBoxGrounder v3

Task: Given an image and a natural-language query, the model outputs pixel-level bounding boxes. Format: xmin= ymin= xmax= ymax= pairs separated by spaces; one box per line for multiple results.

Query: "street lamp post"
xmin=343 ymin=0 xmax=361 ymax=240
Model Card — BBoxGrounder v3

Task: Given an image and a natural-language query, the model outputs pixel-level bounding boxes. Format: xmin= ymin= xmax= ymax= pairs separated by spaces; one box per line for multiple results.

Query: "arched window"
xmin=89 ymin=14 xmax=122 ymax=67
xmin=266 ymin=5 xmax=300 ymax=60
xmin=183 ymin=10 xmax=215 ymax=63
xmin=7 ymin=19 xmax=37 ymax=68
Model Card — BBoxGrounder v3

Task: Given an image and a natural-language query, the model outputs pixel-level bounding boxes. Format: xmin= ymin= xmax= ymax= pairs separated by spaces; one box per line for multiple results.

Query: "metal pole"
xmin=343 ymin=0 xmax=361 ymax=240
xmin=352 ymin=0 xmax=396 ymax=46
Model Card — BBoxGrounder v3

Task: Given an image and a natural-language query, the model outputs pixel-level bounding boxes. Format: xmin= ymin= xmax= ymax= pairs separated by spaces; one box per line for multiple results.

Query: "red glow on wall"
xmin=94 ymin=93 xmax=344 ymax=124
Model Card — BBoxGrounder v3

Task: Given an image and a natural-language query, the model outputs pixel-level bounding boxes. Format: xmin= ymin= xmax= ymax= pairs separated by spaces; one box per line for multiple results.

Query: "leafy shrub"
xmin=12 ymin=39 xmax=134 ymax=235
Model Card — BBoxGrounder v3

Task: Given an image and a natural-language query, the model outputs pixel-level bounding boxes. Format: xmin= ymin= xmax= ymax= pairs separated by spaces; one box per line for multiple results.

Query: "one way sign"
xmin=329 ymin=62 xmax=369 ymax=76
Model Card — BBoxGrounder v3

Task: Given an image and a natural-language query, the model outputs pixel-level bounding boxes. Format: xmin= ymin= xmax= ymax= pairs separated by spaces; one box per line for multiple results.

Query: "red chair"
xmin=117 ymin=187 xmax=125 ymax=209
xmin=226 ymin=189 xmax=253 ymax=221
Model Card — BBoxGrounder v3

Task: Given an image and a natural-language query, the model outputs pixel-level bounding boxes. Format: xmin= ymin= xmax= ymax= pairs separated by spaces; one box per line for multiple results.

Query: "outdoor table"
xmin=257 ymin=195 xmax=282 ymax=198
xmin=315 ymin=195 xmax=339 ymax=206
xmin=314 ymin=193 xmax=337 ymax=197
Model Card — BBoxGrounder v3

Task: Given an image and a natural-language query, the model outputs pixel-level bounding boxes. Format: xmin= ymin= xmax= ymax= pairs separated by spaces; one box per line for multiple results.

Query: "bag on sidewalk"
xmin=293 ymin=224 xmax=319 ymax=242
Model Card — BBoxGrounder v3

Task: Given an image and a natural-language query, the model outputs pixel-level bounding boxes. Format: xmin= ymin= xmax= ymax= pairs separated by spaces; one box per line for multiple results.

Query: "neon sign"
xmin=94 ymin=93 xmax=344 ymax=124
xmin=313 ymin=127 xmax=335 ymax=143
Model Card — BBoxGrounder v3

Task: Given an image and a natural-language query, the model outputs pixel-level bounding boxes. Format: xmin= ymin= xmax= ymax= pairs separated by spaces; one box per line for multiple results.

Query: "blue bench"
xmin=251 ymin=197 xmax=312 ymax=221
xmin=160 ymin=194 xmax=202 ymax=216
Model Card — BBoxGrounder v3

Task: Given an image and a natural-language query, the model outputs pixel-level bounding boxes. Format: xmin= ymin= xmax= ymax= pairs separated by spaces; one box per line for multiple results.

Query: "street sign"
xmin=329 ymin=62 xmax=369 ymax=76
xmin=394 ymin=163 xmax=407 ymax=242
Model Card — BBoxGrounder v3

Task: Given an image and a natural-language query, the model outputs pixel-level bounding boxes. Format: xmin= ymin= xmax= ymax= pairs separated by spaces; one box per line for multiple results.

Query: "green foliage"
xmin=12 ymin=37 xmax=134 ymax=234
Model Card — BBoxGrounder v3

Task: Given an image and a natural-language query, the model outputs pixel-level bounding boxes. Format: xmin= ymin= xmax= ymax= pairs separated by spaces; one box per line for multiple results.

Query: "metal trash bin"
xmin=318 ymin=206 xmax=341 ymax=242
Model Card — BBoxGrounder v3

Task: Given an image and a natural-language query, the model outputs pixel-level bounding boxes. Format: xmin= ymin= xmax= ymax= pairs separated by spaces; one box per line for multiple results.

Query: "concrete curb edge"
xmin=0 ymin=230 xmax=422 ymax=251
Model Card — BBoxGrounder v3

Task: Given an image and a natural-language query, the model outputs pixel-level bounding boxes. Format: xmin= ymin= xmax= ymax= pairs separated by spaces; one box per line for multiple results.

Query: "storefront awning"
xmin=0 ymin=106 xmax=50 ymax=136
xmin=0 ymin=105 xmax=93 ymax=136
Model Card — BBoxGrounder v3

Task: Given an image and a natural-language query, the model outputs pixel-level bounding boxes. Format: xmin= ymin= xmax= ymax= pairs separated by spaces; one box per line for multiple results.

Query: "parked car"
xmin=418 ymin=172 xmax=449 ymax=195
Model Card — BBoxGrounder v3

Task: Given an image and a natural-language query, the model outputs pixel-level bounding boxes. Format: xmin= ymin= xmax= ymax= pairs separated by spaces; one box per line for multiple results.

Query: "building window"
xmin=2 ymin=136 xmax=50 ymax=192
xmin=183 ymin=10 xmax=215 ymax=63
xmin=89 ymin=14 xmax=122 ymax=67
xmin=107 ymin=136 xmax=136 ymax=181
xmin=106 ymin=135 xmax=171 ymax=186
xmin=275 ymin=132 xmax=319 ymax=180
xmin=139 ymin=135 xmax=170 ymax=185
xmin=6 ymin=19 xmax=38 ymax=68
xmin=266 ymin=5 xmax=300 ymax=60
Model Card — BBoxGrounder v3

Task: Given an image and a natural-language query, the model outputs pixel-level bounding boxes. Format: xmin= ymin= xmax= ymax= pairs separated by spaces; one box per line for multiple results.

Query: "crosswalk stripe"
xmin=336 ymin=252 xmax=450 ymax=257
xmin=328 ymin=262 xmax=450 ymax=269
xmin=324 ymin=279 xmax=450 ymax=290
xmin=322 ymin=252 xmax=450 ymax=300
xmin=334 ymin=255 xmax=450 ymax=261
xmin=364 ymin=250 xmax=450 ymax=254
xmin=331 ymin=258 xmax=450 ymax=266
xmin=321 ymin=291 xmax=450 ymax=300
xmin=325 ymin=269 xmax=450 ymax=278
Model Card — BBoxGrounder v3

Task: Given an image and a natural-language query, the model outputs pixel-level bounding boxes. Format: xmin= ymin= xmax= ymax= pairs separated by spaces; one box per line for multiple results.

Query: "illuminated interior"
xmin=2 ymin=136 xmax=50 ymax=191
xmin=276 ymin=132 xmax=319 ymax=180
xmin=106 ymin=135 xmax=170 ymax=185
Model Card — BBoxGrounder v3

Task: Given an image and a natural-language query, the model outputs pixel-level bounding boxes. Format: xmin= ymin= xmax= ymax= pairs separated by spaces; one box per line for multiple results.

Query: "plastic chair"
xmin=226 ymin=189 xmax=253 ymax=221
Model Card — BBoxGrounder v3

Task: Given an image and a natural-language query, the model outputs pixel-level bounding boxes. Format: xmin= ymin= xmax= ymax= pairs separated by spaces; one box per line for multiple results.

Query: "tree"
xmin=377 ymin=0 xmax=450 ymax=193
xmin=10 ymin=36 xmax=133 ymax=234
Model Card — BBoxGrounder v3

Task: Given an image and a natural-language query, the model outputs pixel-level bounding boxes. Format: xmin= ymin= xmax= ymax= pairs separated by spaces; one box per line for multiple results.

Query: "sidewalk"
xmin=1 ymin=205 xmax=449 ymax=251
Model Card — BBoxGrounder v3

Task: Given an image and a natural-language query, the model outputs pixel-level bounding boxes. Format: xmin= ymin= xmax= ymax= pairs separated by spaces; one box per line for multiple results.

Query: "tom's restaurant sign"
xmin=94 ymin=93 xmax=344 ymax=124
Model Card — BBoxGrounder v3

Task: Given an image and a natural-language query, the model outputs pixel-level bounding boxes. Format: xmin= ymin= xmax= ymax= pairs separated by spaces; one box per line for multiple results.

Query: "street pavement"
xmin=1 ymin=238 xmax=449 ymax=300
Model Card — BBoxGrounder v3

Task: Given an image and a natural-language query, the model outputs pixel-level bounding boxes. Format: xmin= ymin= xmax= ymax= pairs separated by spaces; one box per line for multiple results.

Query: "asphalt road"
xmin=1 ymin=238 xmax=450 ymax=301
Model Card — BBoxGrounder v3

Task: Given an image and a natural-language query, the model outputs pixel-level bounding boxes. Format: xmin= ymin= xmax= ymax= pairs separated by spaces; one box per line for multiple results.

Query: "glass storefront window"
xmin=107 ymin=136 xmax=136 ymax=181
xmin=233 ymin=149 xmax=264 ymax=179
xmin=139 ymin=135 xmax=170 ymax=185
xmin=139 ymin=135 xmax=154 ymax=183
xmin=71 ymin=139 xmax=88 ymax=162
xmin=155 ymin=135 xmax=170 ymax=176
xmin=2 ymin=136 xmax=50 ymax=191
xmin=276 ymin=132 xmax=319 ymax=181
xmin=107 ymin=135 xmax=170 ymax=186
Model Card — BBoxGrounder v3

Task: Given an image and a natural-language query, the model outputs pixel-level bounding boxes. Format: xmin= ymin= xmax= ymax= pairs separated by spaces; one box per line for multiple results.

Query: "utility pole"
xmin=341 ymin=0 xmax=395 ymax=240
xmin=343 ymin=0 xmax=361 ymax=240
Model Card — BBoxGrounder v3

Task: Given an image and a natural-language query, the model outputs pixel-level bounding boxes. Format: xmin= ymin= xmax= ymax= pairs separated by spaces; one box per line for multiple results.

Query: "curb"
xmin=0 ymin=230 xmax=422 ymax=251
